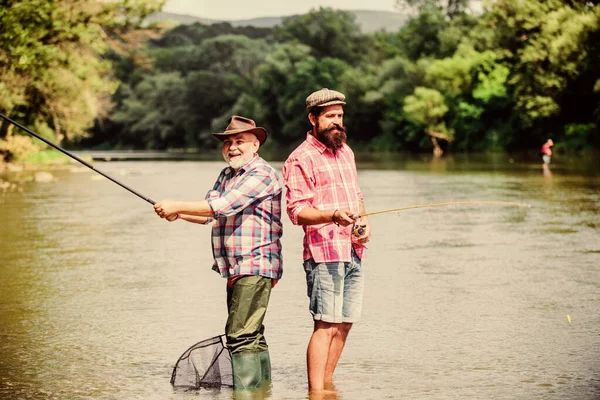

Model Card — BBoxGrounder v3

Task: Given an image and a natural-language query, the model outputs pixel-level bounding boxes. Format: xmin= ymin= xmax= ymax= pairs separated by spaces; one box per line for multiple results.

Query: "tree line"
xmin=1 ymin=0 xmax=599 ymax=161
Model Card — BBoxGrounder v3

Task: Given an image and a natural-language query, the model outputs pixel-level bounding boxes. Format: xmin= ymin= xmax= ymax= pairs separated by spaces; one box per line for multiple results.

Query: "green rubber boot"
xmin=231 ymin=350 xmax=272 ymax=391
xmin=258 ymin=350 xmax=271 ymax=383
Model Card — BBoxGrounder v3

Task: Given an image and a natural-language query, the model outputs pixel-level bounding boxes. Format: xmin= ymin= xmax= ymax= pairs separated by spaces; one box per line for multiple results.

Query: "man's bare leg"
xmin=324 ymin=322 xmax=352 ymax=383
xmin=307 ymin=321 xmax=339 ymax=390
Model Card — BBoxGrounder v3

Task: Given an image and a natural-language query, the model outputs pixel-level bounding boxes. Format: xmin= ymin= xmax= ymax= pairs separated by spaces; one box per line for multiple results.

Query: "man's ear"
xmin=308 ymin=113 xmax=317 ymax=127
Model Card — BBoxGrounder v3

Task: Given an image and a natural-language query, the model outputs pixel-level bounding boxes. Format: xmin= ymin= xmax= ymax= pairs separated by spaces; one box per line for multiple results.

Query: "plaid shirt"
xmin=206 ymin=155 xmax=283 ymax=279
xmin=283 ymin=133 xmax=365 ymax=263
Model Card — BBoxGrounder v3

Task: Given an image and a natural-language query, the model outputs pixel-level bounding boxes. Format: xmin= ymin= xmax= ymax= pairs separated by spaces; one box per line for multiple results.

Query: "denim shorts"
xmin=303 ymin=250 xmax=364 ymax=323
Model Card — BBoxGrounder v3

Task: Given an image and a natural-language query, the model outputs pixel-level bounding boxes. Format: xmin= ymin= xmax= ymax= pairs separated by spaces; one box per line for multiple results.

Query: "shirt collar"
xmin=305 ymin=132 xmax=330 ymax=154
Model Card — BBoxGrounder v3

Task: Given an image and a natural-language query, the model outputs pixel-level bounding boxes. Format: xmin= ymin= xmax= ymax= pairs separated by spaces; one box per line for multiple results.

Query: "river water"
xmin=0 ymin=154 xmax=599 ymax=400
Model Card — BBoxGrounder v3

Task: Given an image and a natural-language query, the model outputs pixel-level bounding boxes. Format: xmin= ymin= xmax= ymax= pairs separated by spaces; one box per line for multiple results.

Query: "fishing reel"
xmin=349 ymin=213 xmax=366 ymax=238
xmin=352 ymin=223 xmax=366 ymax=238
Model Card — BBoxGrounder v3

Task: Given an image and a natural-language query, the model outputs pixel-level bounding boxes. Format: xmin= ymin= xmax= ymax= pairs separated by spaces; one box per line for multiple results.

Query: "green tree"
xmin=112 ymin=72 xmax=186 ymax=149
xmin=273 ymin=7 xmax=369 ymax=64
xmin=100 ymin=31 xmax=271 ymax=149
xmin=110 ymin=69 xmax=246 ymax=149
xmin=242 ymin=43 xmax=351 ymax=145
xmin=393 ymin=2 xmax=449 ymax=61
xmin=78 ymin=2 xmax=600 ymax=154
xmin=403 ymin=87 xmax=453 ymax=155
xmin=478 ymin=0 xmax=600 ymax=146
xmin=153 ymin=22 xmax=271 ymax=48
xmin=0 ymin=0 xmax=163 ymax=159
xmin=151 ymin=35 xmax=269 ymax=78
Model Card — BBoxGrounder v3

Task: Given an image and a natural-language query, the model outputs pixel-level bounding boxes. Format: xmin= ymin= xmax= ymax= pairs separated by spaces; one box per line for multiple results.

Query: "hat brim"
xmin=212 ymin=127 xmax=267 ymax=145
xmin=307 ymin=100 xmax=346 ymax=110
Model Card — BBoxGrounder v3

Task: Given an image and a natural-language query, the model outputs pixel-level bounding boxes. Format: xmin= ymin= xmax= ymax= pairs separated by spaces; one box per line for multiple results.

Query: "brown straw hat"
xmin=306 ymin=88 xmax=346 ymax=111
xmin=212 ymin=115 xmax=267 ymax=145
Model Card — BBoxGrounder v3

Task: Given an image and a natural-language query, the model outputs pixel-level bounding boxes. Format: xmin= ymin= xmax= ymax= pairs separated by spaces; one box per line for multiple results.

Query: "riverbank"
xmin=0 ymin=149 xmax=93 ymax=172
xmin=0 ymin=150 xmax=94 ymax=191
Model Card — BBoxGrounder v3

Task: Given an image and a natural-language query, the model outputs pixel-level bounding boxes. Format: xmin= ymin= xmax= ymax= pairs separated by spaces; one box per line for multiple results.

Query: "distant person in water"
xmin=541 ymin=139 xmax=554 ymax=166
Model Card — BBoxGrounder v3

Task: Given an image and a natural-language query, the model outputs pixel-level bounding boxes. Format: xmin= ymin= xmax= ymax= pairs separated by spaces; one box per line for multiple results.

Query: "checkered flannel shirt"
xmin=206 ymin=155 xmax=283 ymax=279
xmin=283 ymin=133 xmax=365 ymax=263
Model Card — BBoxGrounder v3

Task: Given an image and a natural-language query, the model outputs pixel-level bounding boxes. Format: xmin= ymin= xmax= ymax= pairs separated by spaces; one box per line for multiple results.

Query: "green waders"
xmin=226 ymin=275 xmax=273 ymax=391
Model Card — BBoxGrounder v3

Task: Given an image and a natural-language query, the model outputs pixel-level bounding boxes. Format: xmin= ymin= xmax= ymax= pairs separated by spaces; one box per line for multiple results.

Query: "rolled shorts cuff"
xmin=312 ymin=313 xmax=361 ymax=324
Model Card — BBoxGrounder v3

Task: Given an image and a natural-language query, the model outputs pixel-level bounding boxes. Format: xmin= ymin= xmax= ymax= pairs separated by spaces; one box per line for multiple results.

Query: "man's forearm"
xmin=179 ymin=214 xmax=213 ymax=224
xmin=174 ymin=200 xmax=215 ymax=217
xmin=297 ymin=207 xmax=336 ymax=226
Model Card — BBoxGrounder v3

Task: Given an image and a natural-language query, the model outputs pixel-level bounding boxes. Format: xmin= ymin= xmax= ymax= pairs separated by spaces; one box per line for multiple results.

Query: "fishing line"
xmin=0 ymin=113 xmax=155 ymax=205
xmin=351 ymin=201 xmax=531 ymax=236
xmin=358 ymin=201 xmax=531 ymax=217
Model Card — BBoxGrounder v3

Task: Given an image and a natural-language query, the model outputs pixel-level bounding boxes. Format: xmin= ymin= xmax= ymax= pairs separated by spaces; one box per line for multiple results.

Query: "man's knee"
xmin=313 ymin=321 xmax=352 ymax=338
xmin=333 ymin=322 xmax=352 ymax=339
xmin=338 ymin=322 xmax=352 ymax=334
xmin=314 ymin=320 xmax=338 ymax=335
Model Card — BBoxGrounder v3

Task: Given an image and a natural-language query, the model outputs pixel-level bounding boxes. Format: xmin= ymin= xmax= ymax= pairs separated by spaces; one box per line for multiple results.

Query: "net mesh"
xmin=171 ymin=335 xmax=233 ymax=389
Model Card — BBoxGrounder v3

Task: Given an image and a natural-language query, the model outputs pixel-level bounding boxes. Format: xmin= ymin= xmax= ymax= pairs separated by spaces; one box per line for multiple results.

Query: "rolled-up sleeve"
xmin=352 ymin=153 xmax=364 ymax=203
xmin=207 ymin=171 xmax=275 ymax=217
xmin=282 ymin=157 xmax=314 ymax=225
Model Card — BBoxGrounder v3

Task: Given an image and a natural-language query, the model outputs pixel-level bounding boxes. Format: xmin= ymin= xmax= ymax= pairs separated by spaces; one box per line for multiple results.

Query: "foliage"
xmin=111 ymin=70 xmax=245 ymax=149
xmin=403 ymin=87 xmax=452 ymax=141
xmin=20 ymin=149 xmax=70 ymax=164
xmin=0 ymin=134 xmax=39 ymax=162
xmin=483 ymin=0 xmax=600 ymax=125
xmin=151 ymin=35 xmax=269 ymax=77
xmin=0 ymin=0 xmax=163 ymax=160
xmin=273 ymin=8 xmax=370 ymax=64
xmin=153 ymin=22 xmax=271 ymax=47
xmin=3 ymin=1 xmax=600 ymax=156
xmin=564 ymin=123 xmax=598 ymax=150
xmin=393 ymin=2 xmax=450 ymax=60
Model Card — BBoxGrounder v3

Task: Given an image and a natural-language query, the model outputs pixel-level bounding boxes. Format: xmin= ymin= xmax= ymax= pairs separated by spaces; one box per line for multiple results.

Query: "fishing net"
xmin=171 ymin=334 xmax=233 ymax=389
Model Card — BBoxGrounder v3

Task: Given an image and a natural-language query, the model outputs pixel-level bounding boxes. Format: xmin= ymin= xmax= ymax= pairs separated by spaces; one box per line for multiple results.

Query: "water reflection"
xmin=542 ymin=160 xmax=553 ymax=178
xmin=231 ymin=384 xmax=273 ymax=400
xmin=307 ymin=382 xmax=339 ymax=400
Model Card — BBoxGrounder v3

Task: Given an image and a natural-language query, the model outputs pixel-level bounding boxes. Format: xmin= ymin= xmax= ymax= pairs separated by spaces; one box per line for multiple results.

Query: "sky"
xmin=162 ymin=0 xmax=399 ymax=20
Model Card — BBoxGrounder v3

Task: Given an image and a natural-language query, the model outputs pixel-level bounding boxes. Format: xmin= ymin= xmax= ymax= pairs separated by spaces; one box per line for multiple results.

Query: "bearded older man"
xmin=282 ymin=88 xmax=371 ymax=391
xmin=154 ymin=115 xmax=282 ymax=391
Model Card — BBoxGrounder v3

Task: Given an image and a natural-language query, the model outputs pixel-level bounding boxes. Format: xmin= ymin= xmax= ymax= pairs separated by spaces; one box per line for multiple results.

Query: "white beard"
xmin=224 ymin=152 xmax=254 ymax=170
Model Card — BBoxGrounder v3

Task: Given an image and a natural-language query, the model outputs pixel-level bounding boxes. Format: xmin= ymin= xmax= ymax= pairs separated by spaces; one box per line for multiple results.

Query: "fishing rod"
xmin=351 ymin=201 xmax=531 ymax=236
xmin=0 ymin=113 xmax=155 ymax=205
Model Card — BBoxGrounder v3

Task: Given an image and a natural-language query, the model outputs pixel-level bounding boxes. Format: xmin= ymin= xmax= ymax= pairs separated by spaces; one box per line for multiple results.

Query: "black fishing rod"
xmin=0 ymin=113 xmax=155 ymax=205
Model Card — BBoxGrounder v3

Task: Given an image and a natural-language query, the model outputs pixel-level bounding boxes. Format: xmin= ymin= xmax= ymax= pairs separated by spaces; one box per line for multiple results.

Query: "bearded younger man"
xmin=154 ymin=116 xmax=283 ymax=391
xmin=282 ymin=88 xmax=371 ymax=391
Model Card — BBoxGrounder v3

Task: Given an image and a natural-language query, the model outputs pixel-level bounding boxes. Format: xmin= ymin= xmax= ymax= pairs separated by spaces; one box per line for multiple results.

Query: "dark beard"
xmin=315 ymin=123 xmax=347 ymax=154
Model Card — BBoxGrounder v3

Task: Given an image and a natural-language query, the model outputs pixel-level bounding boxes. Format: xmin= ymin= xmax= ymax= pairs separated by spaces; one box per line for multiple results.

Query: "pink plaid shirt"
xmin=283 ymin=133 xmax=365 ymax=263
xmin=206 ymin=155 xmax=283 ymax=279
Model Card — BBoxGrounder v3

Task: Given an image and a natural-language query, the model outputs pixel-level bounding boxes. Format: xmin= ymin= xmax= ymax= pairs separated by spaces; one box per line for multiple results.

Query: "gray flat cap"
xmin=306 ymin=88 xmax=346 ymax=110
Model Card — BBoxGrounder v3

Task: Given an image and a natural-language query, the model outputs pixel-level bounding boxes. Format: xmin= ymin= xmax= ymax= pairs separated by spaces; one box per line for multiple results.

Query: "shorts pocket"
xmin=304 ymin=259 xmax=316 ymax=298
